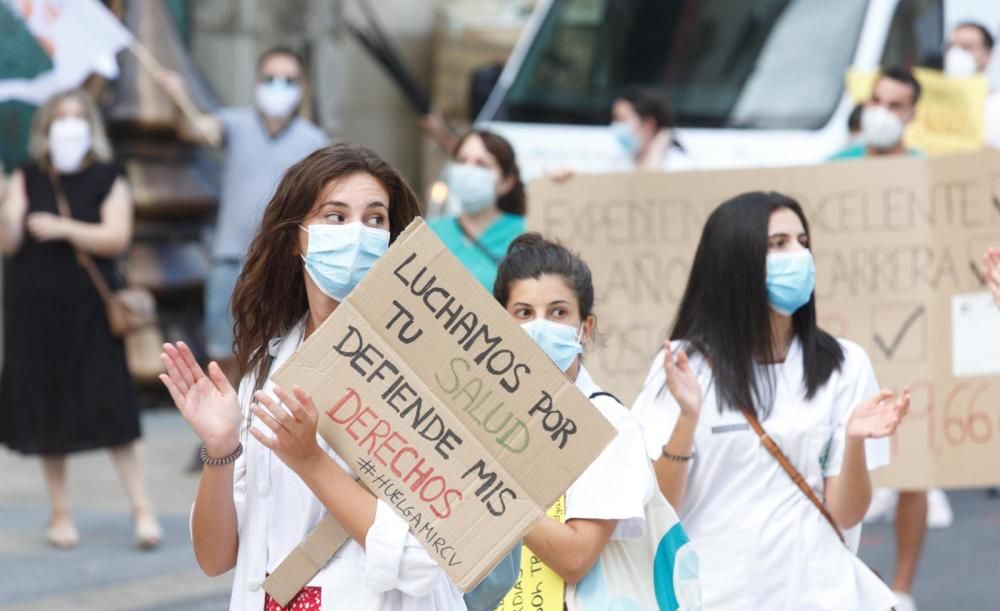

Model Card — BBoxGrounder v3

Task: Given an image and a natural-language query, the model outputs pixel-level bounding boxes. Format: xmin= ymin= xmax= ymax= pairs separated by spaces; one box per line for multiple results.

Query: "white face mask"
xmin=299 ymin=222 xmax=390 ymax=301
xmin=443 ymin=163 xmax=498 ymax=215
xmin=861 ymin=105 xmax=905 ymax=151
xmin=48 ymin=117 xmax=92 ymax=173
xmin=944 ymin=46 xmax=979 ymax=78
xmin=255 ymin=80 xmax=302 ymax=119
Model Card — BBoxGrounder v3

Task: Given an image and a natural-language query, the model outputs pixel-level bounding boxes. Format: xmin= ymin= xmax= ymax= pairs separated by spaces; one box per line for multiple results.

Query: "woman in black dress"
xmin=0 ymin=89 xmax=161 ymax=549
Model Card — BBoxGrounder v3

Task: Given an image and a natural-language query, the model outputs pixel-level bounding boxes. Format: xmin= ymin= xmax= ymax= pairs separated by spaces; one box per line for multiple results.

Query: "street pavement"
xmin=1 ymin=409 xmax=998 ymax=610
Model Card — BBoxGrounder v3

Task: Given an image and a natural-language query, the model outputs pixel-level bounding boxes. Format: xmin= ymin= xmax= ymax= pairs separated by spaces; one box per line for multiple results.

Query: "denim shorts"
xmin=204 ymin=259 xmax=242 ymax=360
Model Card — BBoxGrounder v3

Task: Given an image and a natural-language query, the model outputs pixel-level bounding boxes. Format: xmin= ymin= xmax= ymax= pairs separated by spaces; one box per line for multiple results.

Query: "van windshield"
xmin=487 ymin=0 xmax=869 ymax=130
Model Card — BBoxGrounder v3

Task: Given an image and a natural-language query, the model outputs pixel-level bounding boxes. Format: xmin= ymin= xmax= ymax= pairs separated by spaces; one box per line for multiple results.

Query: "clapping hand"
xmin=663 ymin=340 xmax=702 ymax=418
xmin=159 ymin=342 xmax=241 ymax=457
xmin=250 ymin=385 xmax=324 ymax=475
xmin=846 ymin=388 xmax=910 ymax=440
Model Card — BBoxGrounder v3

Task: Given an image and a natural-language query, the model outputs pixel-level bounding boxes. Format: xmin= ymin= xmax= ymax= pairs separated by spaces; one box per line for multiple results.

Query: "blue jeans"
xmin=204 ymin=259 xmax=242 ymax=360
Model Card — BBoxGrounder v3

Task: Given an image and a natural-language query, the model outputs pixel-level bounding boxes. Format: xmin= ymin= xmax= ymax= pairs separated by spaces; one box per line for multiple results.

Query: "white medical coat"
xmin=632 ymin=338 xmax=896 ymax=610
xmin=195 ymin=321 xmax=466 ymax=611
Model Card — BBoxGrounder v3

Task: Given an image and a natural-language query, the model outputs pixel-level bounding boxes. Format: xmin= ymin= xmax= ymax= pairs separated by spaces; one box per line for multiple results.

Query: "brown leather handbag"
xmin=50 ymin=172 xmax=163 ymax=380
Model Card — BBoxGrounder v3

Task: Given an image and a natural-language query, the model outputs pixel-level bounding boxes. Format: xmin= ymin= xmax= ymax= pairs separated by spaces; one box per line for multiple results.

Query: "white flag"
xmin=0 ymin=0 xmax=134 ymax=104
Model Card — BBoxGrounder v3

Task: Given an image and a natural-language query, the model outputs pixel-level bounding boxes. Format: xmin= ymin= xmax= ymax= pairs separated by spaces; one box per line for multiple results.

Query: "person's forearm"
xmin=824 ymin=437 xmax=871 ymax=529
xmin=0 ymin=217 xmax=21 ymax=255
xmin=524 ymin=517 xmax=608 ymax=584
xmin=652 ymin=413 xmax=697 ymax=507
xmin=162 ymin=81 xmax=222 ymax=148
xmin=64 ymin=219 xmax=129 ymax=257
xmin=297 ymin=452 xmax=378 ymax=547
xmin=191 ymin=461 xmax=240 ymax=576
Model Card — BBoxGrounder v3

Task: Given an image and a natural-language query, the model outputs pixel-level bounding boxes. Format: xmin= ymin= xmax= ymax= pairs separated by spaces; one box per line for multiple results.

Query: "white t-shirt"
xmin=564 ymin=365 xmax=654 ymax=608
xmin=632 ymin=338 xmax=896 ymax=611
xmin=207 ymin=321 xmax=466 ymax=611
xmin=660 ymin=144 xmax=697 ymax=172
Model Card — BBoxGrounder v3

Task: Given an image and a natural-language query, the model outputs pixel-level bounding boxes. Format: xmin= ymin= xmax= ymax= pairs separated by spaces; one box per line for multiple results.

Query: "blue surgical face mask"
xmin=766 ymin=250 xmax=816 ymax=316
xmin=521 ymin=318 xmax=584 ymax=372
xmin=611 ymin=121 xmax=640 ymax=155
xmin=300 ymin=222 xmax=390 ymax=301
xmin=444 ymin=163 xmax=497 ymax=215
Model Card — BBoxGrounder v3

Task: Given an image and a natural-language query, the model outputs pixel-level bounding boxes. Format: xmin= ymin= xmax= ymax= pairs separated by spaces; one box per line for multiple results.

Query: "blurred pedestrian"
xmin=0 ymin=89 xmax=162 ymax=550
xmin=429 ymin=129 xmax=525 ymax=289
xmin=159 ymin=144 xmax=465 ymax=610
xmin=632 ymin=191 xmax=907 ymax=610
xmin=943 ymin=21 xmax=1000 ymax=149
xmin=831 ymin=67 xmax=923 ymax=159
xmin=611 ymin=86 xmax=695 ymax=171
xmin=494 ymin=233 xmax=697 ymax=609
xmin=158 ymin=46 xmax=329 ymax=382
xmin=831 ymin=65 xmax=935 ymax=611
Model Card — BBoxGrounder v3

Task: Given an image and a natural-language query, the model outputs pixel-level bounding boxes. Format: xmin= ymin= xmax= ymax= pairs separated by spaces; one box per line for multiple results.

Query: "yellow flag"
xmin=494 ymin=497 xmax=565 ymax=611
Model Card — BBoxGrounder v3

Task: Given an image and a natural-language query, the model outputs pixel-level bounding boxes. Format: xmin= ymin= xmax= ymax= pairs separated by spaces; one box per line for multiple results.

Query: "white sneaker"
xmin=927 ymin=488 xmax=953 ymax=529
xmin=864 ymin=487 xmax=898 ymax=523
xmin=893 ymin=591 xmax=917 ymax=611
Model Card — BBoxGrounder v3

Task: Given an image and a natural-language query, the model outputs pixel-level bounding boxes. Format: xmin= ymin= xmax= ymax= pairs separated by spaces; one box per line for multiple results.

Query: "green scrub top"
xmin=428 ymin=213 xmax=525 ymax=290
xmin=828 ymin=143 xmax=925 ymax=160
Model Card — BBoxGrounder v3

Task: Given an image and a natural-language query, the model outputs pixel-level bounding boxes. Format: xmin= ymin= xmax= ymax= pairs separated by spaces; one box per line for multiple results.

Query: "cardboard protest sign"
xmin=528 ymin=152 xmax=1000 ymax=489
xmin=271 ymin=218 xmax=617 ymax=590
xmin=846 ymin=68 xmax=990 ymax=155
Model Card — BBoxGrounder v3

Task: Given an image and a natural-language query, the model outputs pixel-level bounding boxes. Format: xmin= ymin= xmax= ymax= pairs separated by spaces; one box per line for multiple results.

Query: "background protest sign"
xmin=272 ymin=218 xmax=617 ymax=590
xmin=846 ymin=68 xmax=989 ymax=155
xmin=528 ymin=151 xmax=1000 ymax=489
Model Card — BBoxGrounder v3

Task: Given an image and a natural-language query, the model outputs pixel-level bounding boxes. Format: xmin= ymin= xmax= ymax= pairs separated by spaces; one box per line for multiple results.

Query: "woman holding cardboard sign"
xmin=632 ymin=191 xmax=909 ymax=610
xmin=159 ymin=144 xmax=467 ymax=610
xmin=493 ymin=233 xmax=701 ymax=610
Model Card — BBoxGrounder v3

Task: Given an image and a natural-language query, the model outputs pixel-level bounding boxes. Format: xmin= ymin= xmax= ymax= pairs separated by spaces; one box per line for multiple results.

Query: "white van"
xmin=478 ymin=0 xmax=1000 ymax=177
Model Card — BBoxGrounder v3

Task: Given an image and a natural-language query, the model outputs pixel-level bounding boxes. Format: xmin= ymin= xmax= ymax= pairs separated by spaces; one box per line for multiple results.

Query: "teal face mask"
xmin=520 ymin=318 xmax=583 ymax=371
xmin=766 ymin=250 xmax=816 ymax=315
xmin=300 ymin=222 xmax=390 ymax=301
xmin=611 ymin=121 xmax=640 ymax=155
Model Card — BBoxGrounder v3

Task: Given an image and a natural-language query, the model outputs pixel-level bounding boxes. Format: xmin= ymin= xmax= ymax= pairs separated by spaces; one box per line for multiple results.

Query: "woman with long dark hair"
xmin=158 ymin=144 xmax=465 ymax=610
xmin=430 ymin=129 xmax=525 ymax=289
xmin=632 ymin=191 xmax=908 ymax=609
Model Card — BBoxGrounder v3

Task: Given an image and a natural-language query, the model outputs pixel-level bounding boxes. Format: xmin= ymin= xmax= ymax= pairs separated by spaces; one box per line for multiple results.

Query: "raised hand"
xmin=847 ymin=387 xmax=910 ymax=440
xmin=982 ymin=247 xmax=1000 ymax=310
xmin=663 ymin=340 xmax=702 ymax=418
xmin=250 ymin=385 xmax=323 ymax=475
xmin=159 ymin=342 xmax=241 ymax=456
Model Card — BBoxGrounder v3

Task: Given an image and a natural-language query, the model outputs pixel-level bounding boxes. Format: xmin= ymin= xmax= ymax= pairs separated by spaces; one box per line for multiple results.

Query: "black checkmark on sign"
xmin=873 ymin=306 xmax=926 ymax=359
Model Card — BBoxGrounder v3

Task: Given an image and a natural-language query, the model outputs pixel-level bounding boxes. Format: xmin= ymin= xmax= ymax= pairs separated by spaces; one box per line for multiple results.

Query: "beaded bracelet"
xmin=200 ymin=442 xmax=244 ymax=466
xmin=661 ymin=447 xmax=693 ymax=463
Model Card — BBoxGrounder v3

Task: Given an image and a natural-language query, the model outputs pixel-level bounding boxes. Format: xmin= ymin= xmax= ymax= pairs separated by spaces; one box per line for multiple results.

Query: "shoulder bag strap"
xmin=589 ymin=390 xmax=623 ymax=405
xmin=741 ymin=406 xmax=846 ymax=545
xmin=49 ymin=171 xmax=116 ymax=304
xmin=456 ymin=217 xmax=502 ymax=264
